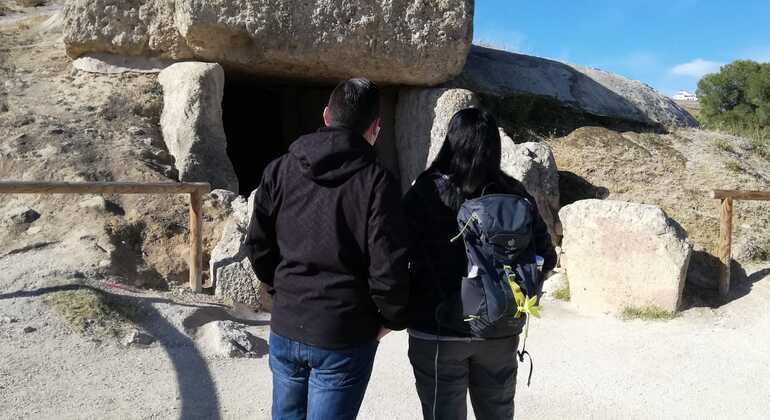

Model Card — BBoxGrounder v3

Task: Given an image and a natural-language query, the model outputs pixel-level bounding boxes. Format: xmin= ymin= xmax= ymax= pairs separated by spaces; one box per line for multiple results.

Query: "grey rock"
xmin=196 ymin=320 xmax=259 ymax=358
xmin=560 ymin=200 xmax=693 ymax=314
xmin=121 ymin=329 xmax=155 ymax=347
xmin=63 ymin=0 xmax=473 ymax=85
xmin=127 ymin=126 xmax=145 ymax=136
xmin=22 ymin=326 xmax=36 ymax=333
xmin=78 ymin=196 xmax=108 ymax=212
xmin=73 ymin=53 xmax=173 ymax=74
xmin=1 ymin=316 xmax=19 ymax=324
xmin=499 ymin=132 xmax=562 ymax=242
xmin=446 ymin=46 xmax=699 ymax=128
xmin=394 ymin=88 xmax=480 ymax=192
xmin=158 ymin=62 xmax=238 ymax=192
xmin=8 ymin=207 xmax=41 ymax=225
xmin=16 ymin=0 xmax=46 ymax=6
xmin=210 ymin=191 xmax=262 ymax=308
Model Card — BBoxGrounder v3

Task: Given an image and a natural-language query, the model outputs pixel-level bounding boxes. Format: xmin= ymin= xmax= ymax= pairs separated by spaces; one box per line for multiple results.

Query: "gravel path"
xmin=1 ymin=264 xmax=768 ymax=419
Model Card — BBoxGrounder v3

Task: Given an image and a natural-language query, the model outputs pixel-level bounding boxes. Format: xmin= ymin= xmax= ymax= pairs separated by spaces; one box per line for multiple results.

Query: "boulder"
xmin=559 ymin=200 xmax=693 ymax=314
xmin=394 ymin=88 xmax=479 ymax=191
xmin=16 ymin=0 xmax=45 ymax=7
xmin=210 ymin=191 xmax=263 ymax=309
xmin=446 ymin=46 xmax=699 ymax=128
xmin=196 ymin=320 xmax=260 ymax=358
xmin=121 ymin=329 xmax=156 ymax=347
xmin=63 ymin=0 xmax=474 ymax=86
xmin=7 ymin=207 xmax=40 ymax=225
xmin=500 ymin=132 xmax=562 ymax=242
xmin=158 ymin=62 xmax=238 ymax=192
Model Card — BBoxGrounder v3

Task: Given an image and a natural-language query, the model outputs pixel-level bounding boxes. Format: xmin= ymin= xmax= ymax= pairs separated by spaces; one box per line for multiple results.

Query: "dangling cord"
xmin=517 ymin=314 xmax=534 ymax=386
xmin=450 ymin=213 xmax=478 ymax=243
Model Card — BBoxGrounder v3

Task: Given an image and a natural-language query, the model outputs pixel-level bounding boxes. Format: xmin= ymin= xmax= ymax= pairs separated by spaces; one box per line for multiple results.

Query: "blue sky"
xmin=473 ymin=0 xmax=770 ymax=96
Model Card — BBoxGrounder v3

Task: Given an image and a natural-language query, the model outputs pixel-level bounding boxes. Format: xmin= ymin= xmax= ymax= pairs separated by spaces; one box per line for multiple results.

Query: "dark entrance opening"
xmin=222 ymin=74 xmax=334 ymax=196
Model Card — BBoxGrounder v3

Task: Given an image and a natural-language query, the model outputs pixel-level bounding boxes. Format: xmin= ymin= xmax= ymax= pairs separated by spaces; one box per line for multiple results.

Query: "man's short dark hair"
xmin=326 ymin=78 xmax=380 ymax=134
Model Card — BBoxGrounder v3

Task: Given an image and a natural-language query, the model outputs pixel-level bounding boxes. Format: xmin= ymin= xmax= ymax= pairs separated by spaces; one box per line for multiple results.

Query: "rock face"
xmin=63 ymin=0 xmax=474 ymax=86
xmin=210 ymin=191 xmax=263 ymax=309
xmin=500 ymin=133 xmax=562 ymax=242
xmin=447 ymin=46 xmax=699 ymax=128
xmin=559 ymin=200 xmax=693 ymax=314
xmin=196 ymin=320 xmax=261 ymax=358
xmin=158 ymin=62 xmax=238 ymax=192
xmin=394 ymin=88 xmax=480 ymax=191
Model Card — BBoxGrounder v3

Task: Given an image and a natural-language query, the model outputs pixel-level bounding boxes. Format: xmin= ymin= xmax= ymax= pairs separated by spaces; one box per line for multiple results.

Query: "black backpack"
xmin=453 ymin=190 xmax=543 ymax=337
xmin=453 ymin=184 xmax=544 ymax=385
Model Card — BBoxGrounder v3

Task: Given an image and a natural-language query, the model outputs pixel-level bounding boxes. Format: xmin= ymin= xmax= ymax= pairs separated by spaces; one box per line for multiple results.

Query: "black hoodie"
xmin=246 ymin=126 xmax=410 ymax=349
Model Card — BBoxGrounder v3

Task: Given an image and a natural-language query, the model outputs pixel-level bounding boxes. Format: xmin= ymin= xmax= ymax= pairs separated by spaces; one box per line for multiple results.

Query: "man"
xmin=246 ymin=78 xmax=410 ymax=420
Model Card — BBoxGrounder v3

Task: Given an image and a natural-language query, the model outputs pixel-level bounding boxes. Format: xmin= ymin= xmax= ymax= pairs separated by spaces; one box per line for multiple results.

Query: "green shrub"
xmin=697 ymin=60 xmax=770 ymax=160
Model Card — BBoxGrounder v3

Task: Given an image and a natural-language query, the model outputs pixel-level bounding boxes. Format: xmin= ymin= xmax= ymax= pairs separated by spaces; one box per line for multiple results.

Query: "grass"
xmin=699 ymin=119 xmax=770 ymax=161
xmin=552 ymin=284 xmax=571 ymax=301
xmin=42 ymin=287 xmax=143 ymax=338
xmin=621 ymin=305 xmax=677 ymax=321
xmin=712 ymin=138 xmax=735 ymax=153
xmin=724 ymin=160 xmax=744 ymax=173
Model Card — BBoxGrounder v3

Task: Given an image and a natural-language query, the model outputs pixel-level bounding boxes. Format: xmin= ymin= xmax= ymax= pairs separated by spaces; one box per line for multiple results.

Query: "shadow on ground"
xmin=682 ymin=255 xmax=770 ymax=310
xmin=0 ymin=282 xmax=271 ymax=420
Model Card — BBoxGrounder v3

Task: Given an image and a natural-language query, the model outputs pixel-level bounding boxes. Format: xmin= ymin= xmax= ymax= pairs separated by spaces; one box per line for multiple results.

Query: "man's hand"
xmin=376 ymin=327 xmax=392 ymax=342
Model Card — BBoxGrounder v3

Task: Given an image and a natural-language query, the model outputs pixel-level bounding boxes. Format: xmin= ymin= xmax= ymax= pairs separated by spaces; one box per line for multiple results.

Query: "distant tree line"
xmin=697 ymin=60 xmax=770 ymax=129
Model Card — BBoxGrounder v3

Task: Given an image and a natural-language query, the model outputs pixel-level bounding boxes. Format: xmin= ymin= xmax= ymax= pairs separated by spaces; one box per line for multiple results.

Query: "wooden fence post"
xmin=189 ymin=190 xmax=204 ymax=293
xmin=718 ymin=197 xmax=734 ymax=298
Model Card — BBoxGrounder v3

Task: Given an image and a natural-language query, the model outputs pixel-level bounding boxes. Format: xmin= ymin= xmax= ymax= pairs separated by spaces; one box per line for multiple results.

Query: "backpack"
xmin=452 ymin=185 xmax=544 ymax=385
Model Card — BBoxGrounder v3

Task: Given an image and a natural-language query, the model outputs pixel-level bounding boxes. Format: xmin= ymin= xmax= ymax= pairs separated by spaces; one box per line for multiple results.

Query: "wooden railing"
xmin=0 ymin=181 xmax=211 ymax=292
xmin=712 ymin=189 xmax=770 ymax=297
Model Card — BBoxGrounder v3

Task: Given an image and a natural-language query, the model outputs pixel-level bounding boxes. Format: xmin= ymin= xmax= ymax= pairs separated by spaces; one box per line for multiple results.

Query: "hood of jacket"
xmin=289 ymin=126 xmax=376 ymax=183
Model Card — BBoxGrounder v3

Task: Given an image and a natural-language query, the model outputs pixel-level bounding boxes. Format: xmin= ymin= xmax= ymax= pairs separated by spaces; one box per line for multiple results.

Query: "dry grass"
xmin=621 ymin=305 xmax=677 ymax=321
xmin=552 ymin=284 xmax=571 ymax=301
xmin=43 ymin=286 xmax=144 ymax=337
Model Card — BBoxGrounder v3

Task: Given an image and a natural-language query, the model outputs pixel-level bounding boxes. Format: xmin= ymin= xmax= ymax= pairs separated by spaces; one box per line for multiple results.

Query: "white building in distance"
xmin=673 ymin=91 xmax=698 ymax=101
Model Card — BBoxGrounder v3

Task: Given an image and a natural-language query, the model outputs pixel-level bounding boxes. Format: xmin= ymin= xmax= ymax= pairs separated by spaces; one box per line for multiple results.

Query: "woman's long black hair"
xmin=428 ymin=108 xmax=505 ymax=210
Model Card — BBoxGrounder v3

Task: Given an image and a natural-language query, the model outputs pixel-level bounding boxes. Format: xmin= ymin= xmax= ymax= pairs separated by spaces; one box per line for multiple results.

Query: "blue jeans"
xmin=269 ymin=332 xmax=379 ymax=420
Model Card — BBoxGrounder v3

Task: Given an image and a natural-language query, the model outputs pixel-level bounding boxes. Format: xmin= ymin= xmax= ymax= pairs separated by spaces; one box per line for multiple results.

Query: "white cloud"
xmin=670 ymin=59 xmax=723 ymax=78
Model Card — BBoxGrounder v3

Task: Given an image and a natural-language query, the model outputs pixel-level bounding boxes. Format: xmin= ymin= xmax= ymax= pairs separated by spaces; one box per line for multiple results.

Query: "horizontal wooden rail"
xmin=712 ymin=189 xmax=770 ymax=298
xmin=0 ymin=181 xmax=210 ymax=195
xmin=712 ymin=190 xmax=770 ymax=201
xmin=0 ymin=181 xmax=211 ymax=292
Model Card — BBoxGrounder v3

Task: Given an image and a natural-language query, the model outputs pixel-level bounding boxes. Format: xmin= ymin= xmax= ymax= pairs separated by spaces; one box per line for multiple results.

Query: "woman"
xmin=404 ymin=108 xmax=557 ymax=420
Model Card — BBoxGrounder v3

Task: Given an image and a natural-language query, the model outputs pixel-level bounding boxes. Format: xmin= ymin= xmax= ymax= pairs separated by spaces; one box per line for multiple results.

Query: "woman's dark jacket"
xmin=404 ymin=170 xmax=557 ymax=337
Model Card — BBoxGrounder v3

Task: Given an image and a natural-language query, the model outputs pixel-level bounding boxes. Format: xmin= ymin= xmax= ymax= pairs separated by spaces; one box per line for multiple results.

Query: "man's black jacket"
xmin=246 ymin=126 xmax=410 ymax=349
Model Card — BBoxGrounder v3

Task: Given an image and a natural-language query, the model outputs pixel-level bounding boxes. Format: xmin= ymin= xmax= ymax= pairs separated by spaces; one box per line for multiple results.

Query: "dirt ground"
xmin=1 ymin=263 xmax=769 ymax=420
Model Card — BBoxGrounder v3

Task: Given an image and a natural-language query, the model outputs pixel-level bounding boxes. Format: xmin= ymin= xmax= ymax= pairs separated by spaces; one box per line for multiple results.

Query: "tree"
xmin=696 ymin=60 xmax=770 ymax=128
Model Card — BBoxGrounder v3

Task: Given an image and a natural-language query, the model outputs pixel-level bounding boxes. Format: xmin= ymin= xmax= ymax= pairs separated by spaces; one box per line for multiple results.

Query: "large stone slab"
xmin=158 ymin=62 xmax=238 ymax=192
xmin=394 ymin=88 xmax=480 ymax=192
xmin=210 ymin=191 xmax=265 ymax=309
xmin=63 ymin=0 xmax=474 ymax=85
xmin=446 ymin=46 xmax=699 ymax=128
xmin=559 ymin=200 xmax=693 ymax=314
xmin=500 ymin=134 xmax=562 ymax=242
